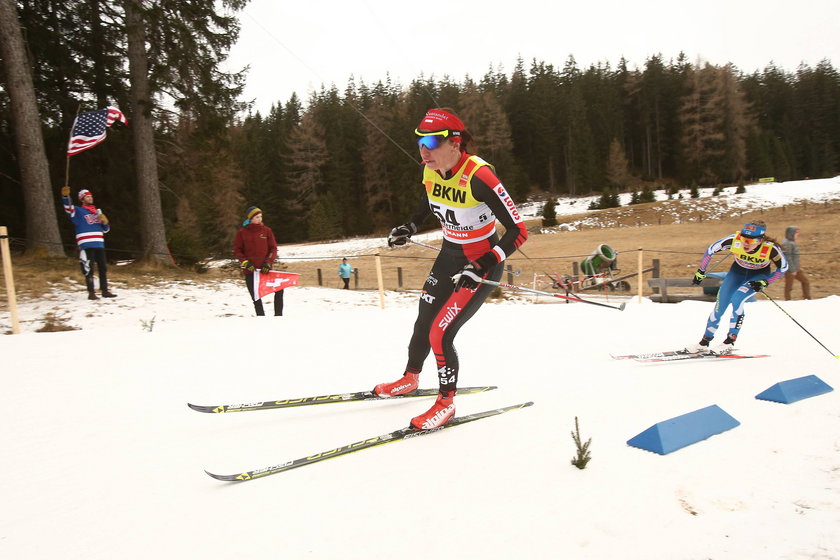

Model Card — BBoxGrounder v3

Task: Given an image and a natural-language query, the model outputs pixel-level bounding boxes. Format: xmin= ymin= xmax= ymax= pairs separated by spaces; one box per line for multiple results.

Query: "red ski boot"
xmin=410 ymin=390 xmax=455 ymax=430
xmin=373 ymin=372 xmax=419 ymax=398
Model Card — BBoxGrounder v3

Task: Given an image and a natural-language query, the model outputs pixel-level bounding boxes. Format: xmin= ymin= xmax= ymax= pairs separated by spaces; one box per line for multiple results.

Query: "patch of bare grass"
xmin=34 ymin=312 xmax=79 ymax=333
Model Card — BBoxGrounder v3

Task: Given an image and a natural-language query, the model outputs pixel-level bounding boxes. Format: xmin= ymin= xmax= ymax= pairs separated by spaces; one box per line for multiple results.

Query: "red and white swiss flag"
xmin=254 ymin=270 xmax=300 ymax=301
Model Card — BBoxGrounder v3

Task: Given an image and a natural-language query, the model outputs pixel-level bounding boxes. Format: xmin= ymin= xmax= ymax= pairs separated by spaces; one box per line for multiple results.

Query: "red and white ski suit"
xmin=403 ymin=152 xmax=527 ymax=392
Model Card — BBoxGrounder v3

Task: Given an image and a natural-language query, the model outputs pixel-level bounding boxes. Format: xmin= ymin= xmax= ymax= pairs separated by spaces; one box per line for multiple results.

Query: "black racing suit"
xmin=402 ymin=152 xmax=528 ymax=392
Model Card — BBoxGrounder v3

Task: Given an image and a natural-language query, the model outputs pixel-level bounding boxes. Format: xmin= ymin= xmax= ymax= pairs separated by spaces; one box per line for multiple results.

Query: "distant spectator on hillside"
xmin=780 ymin=225 xmax=811 ymax=300
xmin=338 ymin=258 xmax=354 ymax=289
xmin=233 ymin=206 xmax=282 ymax=316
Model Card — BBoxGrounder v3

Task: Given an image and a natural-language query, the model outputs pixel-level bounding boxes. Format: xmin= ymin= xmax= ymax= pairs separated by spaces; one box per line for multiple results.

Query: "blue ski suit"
xmin=698 ymin=232 xmax=788 ymax=340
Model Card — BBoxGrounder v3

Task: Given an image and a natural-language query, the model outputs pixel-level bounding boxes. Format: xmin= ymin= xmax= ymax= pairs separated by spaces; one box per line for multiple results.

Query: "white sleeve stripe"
xmin=493 ymin=246 xmax=506 ymax=262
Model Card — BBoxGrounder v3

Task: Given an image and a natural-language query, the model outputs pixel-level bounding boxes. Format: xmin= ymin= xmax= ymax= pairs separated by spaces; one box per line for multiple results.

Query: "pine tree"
xmin=308 ymin=193 xmax=343 ymax=241
xmin=284 ymin=109 xmax=329 ymax=241
xmin=459 ymin=84 xmax=522 ymax=196
xmin=542 ymin=198 xmax=557 ymax=227
xmin=605 ymin=138 xmax=631 ymax=189
xmin=717 ymin=64 xmax=751 ymax=183
xmin=359 ymin=100 xmax=401 ymax=228
xmin=679 ymin=62 xmax=726 ymax=184
xmin=793 ymin=61 xmax=840 ymax=177
xmin=559 ymin=56 xmax=599 ymax=194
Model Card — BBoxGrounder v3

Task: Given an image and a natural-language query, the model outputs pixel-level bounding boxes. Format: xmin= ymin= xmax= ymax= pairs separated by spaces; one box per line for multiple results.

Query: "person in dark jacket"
xmin=233 ymin=206 xmax=282 ymax=316
xmin=780 ymin=225 xmax=811 ymax=300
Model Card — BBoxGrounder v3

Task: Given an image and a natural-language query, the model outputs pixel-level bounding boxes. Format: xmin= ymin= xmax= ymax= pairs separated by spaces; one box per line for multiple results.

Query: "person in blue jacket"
xmin=689 ymin=220 xmax=787 ymax=354
xmin=338 ymin=258 xmax=354 ymax=289
xmin=60 ymin=186 xmax=116 ymax=300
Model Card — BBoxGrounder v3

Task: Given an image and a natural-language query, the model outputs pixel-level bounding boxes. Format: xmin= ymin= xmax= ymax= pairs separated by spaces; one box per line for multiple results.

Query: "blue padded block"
xmin=627 ymin=405 xmax=740 ymax=455
xmin=755 ymin=375 xmax=834 ymax=404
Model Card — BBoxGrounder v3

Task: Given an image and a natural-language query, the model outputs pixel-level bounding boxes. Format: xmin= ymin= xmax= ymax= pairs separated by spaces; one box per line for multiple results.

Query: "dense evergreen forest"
xmin=2 ymin=1 xmax=839 ymax=263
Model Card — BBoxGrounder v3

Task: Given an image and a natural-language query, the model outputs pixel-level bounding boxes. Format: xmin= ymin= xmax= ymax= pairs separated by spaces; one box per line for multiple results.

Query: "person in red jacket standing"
xmin=233 ymin=206 xmax=283 ymax=316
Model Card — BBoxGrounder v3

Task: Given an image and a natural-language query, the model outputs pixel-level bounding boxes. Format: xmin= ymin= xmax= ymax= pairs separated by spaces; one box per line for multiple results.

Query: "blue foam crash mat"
xmin=627 ymin=405 xmax=740 ymax=455
xmin=755 ymin=375 xmax=834 ymax=404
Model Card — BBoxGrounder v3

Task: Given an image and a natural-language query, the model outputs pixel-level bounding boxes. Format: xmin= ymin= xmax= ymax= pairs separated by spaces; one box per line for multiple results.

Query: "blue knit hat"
xmin=741 ymin=222 xmax=766 ymax=239
xmin=243 ymin=206 xmax=262 ymax=226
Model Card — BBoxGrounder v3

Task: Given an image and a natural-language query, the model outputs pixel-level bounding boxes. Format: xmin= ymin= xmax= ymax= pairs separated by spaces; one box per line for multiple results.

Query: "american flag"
xmin=67 ymin=106 xmax=128 ymax=156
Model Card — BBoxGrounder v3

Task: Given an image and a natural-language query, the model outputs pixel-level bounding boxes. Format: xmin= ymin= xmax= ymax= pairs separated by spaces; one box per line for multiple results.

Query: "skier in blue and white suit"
xmin=688 ymin=220 xmax=787 ymax=354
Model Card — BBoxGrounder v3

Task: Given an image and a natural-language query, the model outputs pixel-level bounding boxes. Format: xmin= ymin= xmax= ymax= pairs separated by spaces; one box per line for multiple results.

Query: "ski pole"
xmin=407 ymin=238 xmax=440 ymax=252
xmin=758 ymin=291 xmax=839 ymax=359
xmin=707 ymin=252 xmax=732 ymax=274
xmin=479 ymin=278 xmax=626 ymax=311
xmin=695 ymin=252 xmax=732 ymax=285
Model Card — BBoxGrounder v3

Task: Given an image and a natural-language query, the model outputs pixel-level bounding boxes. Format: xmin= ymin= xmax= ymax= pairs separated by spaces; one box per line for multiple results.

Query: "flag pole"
xmin=65 ymin=105 xmax=81 ymax=186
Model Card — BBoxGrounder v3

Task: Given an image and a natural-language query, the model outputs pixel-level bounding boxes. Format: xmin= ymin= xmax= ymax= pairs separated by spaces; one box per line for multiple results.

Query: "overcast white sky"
xmin=223 ymin=0 xmax=840 ymax=115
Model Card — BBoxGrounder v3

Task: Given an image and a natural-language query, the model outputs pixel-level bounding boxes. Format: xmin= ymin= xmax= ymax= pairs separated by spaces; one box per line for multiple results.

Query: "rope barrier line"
xmin=5 ymin=234 xmax=839 ymax=263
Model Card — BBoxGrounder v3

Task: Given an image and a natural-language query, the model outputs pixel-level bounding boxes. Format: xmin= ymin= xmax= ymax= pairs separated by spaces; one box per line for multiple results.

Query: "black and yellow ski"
xmin=188 ymin=385 xmax=497 ymax=414
xmin=205 ymin=401 xmax=533 ymax=482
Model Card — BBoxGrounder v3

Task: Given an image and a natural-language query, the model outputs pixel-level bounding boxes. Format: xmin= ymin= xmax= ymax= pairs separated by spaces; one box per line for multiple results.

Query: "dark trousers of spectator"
xmin=783 ymin=270 xmax=811 ymax=300
xmin=342 ymin=277 xmax=350 ymax=289
xmin=245 ymin=274 xmax=284 ymax=316
xmin=80 ymin=247 xmax=108 ymax=293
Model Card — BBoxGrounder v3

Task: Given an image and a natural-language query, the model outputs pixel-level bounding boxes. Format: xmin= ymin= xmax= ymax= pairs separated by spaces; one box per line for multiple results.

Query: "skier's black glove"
xmin=691 ymin=270 xmax=706 ymax=285
xmin=387 ymin=223 xmax=417 ymax=248
xmin=261 ymin=263 xmax=272 ymax=274
xmin=453 ymin=252 xmax=498 ymax=292
xmin=748 ymin=279 xmax=768 ymax=292
xmin=240 ymin=260 xmax=255 ymax=272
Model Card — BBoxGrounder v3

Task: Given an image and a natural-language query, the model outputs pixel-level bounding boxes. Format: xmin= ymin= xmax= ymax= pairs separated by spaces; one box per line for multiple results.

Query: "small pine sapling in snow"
xmin=140 ymin=315 xmax=156 ymax=332
xmin=570 ymin=416 xmax=592 ymax=469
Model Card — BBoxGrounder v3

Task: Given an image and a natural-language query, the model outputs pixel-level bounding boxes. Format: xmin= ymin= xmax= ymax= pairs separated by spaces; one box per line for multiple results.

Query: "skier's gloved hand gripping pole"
xmin=387 ymin=223 xmax=417 ymax=248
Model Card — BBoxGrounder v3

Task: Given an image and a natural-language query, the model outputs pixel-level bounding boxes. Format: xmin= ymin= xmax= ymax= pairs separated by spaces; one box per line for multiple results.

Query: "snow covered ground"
xmin=1 ymin=291 xmax=838 ymax=559
xmin=1 ymin=176 xmax=839 ymax=559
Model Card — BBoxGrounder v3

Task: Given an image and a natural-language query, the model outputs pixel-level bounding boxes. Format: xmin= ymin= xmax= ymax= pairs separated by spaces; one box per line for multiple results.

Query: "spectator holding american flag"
xmin=60 ymin=105 xmax=126 ymax=299
xmin=60 ymin=186 xmax=116 ymax=300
